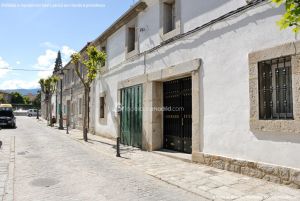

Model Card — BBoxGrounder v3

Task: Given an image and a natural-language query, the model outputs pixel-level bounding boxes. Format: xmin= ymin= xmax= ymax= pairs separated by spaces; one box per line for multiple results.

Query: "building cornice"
xmin=93 ymin=1 xmax=147 ymax=46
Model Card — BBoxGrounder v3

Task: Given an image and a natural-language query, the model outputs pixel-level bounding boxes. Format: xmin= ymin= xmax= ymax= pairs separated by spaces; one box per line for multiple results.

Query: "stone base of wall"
xmin=89 ymin=128 xmax=95 ymax=135
xmin=192 ymin=152 xmax=300 ymax=189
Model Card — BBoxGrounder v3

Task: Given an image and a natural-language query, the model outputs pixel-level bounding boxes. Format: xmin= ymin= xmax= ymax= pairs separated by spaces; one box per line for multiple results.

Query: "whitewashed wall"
xmin=107 ymin=26 xmax=126 ymax=68
xmin=51 ymin=94 xmax=56 ymax=118
xmin=94 ymin=0 xmax=300 ymax=169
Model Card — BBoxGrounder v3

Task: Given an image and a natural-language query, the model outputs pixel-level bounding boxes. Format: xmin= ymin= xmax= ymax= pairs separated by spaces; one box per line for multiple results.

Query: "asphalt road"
xmin=0 ymin=116 xmax=202 ymax=201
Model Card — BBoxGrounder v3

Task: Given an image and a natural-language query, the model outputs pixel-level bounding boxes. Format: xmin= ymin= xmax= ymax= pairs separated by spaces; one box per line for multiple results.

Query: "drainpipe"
xmin=55 ymin=83 xmax=58 ymax=121
xmin=116 ymin=104 xmax=122 ymax=157
xmin=143 ymin=52 xmax=146 ymax=74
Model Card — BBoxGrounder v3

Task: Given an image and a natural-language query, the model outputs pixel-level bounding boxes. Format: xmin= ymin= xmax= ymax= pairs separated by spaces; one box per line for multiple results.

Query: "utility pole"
xmin=58 ymin=75 xmax=64 ymax=130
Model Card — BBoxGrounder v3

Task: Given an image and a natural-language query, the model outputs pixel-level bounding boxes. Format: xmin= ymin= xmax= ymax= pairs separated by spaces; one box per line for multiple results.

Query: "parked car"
xmin=27 ymin=109 xmax=39 ymax=117
xmin=0 ymin=104 xmax=13 ymax=110
xmin=0 ymin=108 xmax=16 ymax=128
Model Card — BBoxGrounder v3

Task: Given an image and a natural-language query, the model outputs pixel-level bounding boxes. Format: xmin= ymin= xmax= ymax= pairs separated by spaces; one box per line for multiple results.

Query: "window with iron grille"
xmin=258 ymin=56 xmax=293 ymax=120
xmin=99 ymin=96 xmax=105 ymax=119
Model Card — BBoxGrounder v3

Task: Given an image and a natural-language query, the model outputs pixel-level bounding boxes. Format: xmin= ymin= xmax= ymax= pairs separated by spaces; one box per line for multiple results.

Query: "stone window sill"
xmin=126 ymin=49 xmax=139 ymax=60
xmin=248 ymin=41 xmax=300 ymax=134
xmin=161 ymin=28 xmax=180 ymax=42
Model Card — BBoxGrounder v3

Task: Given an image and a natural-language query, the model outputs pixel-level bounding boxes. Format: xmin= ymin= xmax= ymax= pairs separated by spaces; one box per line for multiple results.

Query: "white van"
xmin=27 ymin=109 xmax=39 ymax=117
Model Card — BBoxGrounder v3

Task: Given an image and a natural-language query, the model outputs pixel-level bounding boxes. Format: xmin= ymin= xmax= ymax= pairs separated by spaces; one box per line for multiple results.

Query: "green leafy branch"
xmin=71 ymin=45 xmax=106 ymax=88
xmin=272 ymin=0 xmax=300 ymax=32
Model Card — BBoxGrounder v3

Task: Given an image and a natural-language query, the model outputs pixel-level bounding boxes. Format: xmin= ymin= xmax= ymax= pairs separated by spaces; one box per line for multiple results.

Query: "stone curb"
xmin=3 ymin=136 xmax=15 ymax=201
xmin=192 ymin=152 xmax=300 ymax=189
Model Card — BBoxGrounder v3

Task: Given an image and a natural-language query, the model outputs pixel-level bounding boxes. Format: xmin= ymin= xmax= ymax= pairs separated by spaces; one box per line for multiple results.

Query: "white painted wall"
xmin=181 ymin=0 xmax=245 ymax=33
xmin=94 ymin=0 xmax=300 ymax=169
xmin=51 ymin=94 xmax=56 ymax=118
xmin=107 ymin=26 xmax=126 ymax=69
xmin=138 ymin=0 xmax=161 ymax=53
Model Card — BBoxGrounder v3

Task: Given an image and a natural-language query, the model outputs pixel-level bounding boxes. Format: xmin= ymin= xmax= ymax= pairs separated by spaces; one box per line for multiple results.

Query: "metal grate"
xmin=99 ymin=97 xmax=105 ymax=119
xmin=163 ymin=77 xmax=192 ymax=154
xmin=258 ymin=56 xmax=293 ymax=120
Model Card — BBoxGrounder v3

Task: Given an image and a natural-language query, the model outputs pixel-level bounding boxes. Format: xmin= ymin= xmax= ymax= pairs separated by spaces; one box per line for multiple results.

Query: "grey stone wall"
xmin=193 ymin=152 xmax=300 ymax=189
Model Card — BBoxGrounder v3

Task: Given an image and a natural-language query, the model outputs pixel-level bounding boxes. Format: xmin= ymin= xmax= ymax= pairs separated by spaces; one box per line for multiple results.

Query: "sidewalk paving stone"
xmin=0 ymin=134 xmax=14 ymax=201
xmin=39 ymin=119 xmax=300 ymax=201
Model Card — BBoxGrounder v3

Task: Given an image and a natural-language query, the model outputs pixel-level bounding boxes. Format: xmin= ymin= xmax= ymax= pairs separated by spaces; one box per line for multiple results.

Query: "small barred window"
xmin=258 ymin=56 xmax=293 ymax=120
xmin=99 ymin=96 xmax=105 ymax=119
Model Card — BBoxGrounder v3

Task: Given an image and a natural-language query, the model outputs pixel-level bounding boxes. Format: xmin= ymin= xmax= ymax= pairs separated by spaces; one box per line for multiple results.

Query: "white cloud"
xmin=34 ymin=45 xmax=75 ymax=79
xmin=61 ymin=45 xmax=75 ymax=65
xmin=0 ymin=45 xmax=75 ymax=90
xmin=36 ymin=49 xmax=57 ymax=68
xmin=0 ymin=57 xmax=10 ymax=78
xmin=0 ymin=80 xmax=39 ymax=90
xmin=40 ymin=41 xmax=59 ymax=49
xmin=34 ymin=49 xmax=57 ymax=79
xmin=61 ymin=46 xmax=75 ymax=58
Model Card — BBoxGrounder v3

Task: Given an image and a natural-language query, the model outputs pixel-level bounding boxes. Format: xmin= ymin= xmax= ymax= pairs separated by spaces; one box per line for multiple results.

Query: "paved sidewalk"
xmin=39 ymin=119 xmax=300 ymax=201
xmin=0 ymin=133 xmax=15 ymax=201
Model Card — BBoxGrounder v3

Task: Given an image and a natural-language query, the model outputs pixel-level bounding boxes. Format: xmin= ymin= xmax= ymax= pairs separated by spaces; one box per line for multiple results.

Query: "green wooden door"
xmin=120 ymin=85 xmax=143 ymax=148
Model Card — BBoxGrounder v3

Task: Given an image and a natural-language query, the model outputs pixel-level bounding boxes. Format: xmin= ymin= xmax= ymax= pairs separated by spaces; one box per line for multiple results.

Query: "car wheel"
xmin=29 ymin=114 xmax=32 ymax=117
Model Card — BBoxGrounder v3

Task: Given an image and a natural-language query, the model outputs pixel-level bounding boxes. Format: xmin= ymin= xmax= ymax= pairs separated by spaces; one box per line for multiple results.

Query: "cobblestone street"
xmin=0 ymin=117 xmax=299 ymax=200
xmin=1 ymin=117 xmax=204 ymax=201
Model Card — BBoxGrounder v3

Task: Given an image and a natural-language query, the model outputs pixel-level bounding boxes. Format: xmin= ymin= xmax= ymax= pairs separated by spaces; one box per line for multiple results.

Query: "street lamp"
xmin=58 ymin=69 xmax=64 ymax=130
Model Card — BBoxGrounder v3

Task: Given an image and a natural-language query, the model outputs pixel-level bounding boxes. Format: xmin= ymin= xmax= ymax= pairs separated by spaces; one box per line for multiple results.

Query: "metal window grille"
xmin=99 ymin=96 xmax=105 ymax=119
xmin=258 ymin=56 xmax=293 ymax=120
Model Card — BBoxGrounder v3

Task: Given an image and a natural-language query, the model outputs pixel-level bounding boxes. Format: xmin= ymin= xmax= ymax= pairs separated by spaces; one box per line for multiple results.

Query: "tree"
xmin=71 ymin=45 xmax=106 ymax=142
xmin=39 ymin=76 xmax=59 ymax=126
xmin=11 ymin=92 xmax=25 ymax=104
xmin=272 ymin=0 xmax=300 ymax=32
xmin=0 ymin=94 xmax=6 ymax=104
xmin=23 ymin=96 xmax=31 ymax=105
xmin=32 ymin=90 xmax=41 ymax=109
xmin=53 ymin=51 xmax=63 ymax=122
xmin=54 ymin=51 xmax=62 ymax=73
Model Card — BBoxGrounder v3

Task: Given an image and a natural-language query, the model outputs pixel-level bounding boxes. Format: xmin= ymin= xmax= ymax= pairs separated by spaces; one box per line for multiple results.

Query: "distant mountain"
xmin=3 ymin=88 xmax=40 ymax=96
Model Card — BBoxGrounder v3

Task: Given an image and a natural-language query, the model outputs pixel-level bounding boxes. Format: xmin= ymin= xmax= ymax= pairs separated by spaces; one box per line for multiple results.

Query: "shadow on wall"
xmin=105 ymin=2 xmax=282 ymax=79
xmin=252 ymin=131 xmax=300 ymax=144
xmin=146 ymin=4 xmax=283 ymax=66
xmin=182 ymin=0 xmax=231 ymax=23
xmin=138 ymin=0 xmax=230 ymax=47
xmin=107 ymin=29 xmax=126 ymax=67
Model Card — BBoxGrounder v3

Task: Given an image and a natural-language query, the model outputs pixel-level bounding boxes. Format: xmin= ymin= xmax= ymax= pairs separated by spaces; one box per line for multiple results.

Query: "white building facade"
xmin=58 ymin=0 xmax=300 ymax=187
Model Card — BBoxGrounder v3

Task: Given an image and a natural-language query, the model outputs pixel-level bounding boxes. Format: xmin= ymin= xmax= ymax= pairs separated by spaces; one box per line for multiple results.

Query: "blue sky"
xmin=0 ymin=0 xmax=137 ymax=89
